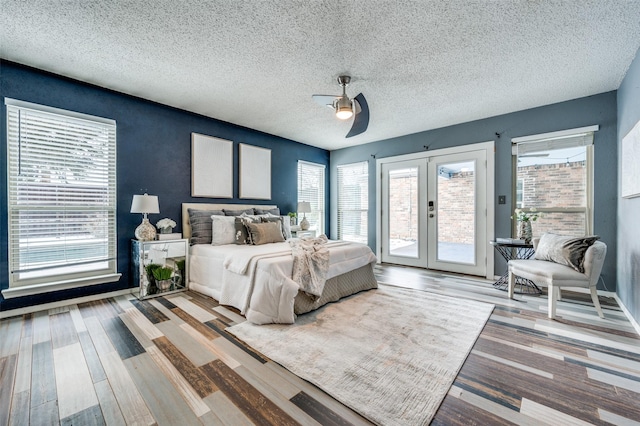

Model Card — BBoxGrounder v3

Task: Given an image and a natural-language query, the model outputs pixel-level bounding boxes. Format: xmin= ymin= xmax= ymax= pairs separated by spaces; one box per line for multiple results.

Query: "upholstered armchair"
xmin=508 ymin=235 xmax=607 ymax=319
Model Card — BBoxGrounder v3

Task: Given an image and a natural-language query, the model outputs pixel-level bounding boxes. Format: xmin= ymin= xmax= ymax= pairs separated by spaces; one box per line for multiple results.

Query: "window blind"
xmin=297 ymin=161 xmax=325 ymax=234
xmin=6 ymin=99 xmax=117 ymax=287
xmin=337 ymin=161 xmax=368 ymax=243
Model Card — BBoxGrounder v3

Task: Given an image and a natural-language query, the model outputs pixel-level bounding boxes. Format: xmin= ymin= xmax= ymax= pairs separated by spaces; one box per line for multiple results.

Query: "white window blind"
xmin=6 ymin=99 xmax=118 ymax=288
xmin=337 ymin=161 xmax=368 ymax=243
xmin=297 ymin=161 xmax=325 ymax=234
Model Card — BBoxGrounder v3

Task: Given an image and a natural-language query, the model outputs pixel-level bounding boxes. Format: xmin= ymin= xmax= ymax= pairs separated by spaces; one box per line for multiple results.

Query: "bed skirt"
xmin=294 ymin=263 xmax=378 ymax=315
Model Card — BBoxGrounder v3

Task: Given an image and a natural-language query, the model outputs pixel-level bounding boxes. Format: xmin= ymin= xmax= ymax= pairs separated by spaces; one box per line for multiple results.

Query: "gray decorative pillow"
xmin=223 ymin=208 xmax=255 ymax=216
xmin=188 ymin=208 xmax=224 ymax=245
xmin=534 ymin=233 xmax=600 ymax=273
xmin=261 ymin=216 xmax=286 ymax=240
xmin=254 ymin=207 xmax=280 ymax=216
xmin=210 ymin=215 xmax=236 ymax=245
xmin=247 ymin=222 xmax=285 ymax=245
xmin=234 ymin=216 xmax=257 ymax=245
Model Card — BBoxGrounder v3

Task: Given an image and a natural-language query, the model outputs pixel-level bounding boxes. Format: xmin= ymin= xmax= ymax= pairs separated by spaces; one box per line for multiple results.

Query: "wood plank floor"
xmin=1 ymin=264 xmax=639 ymax=425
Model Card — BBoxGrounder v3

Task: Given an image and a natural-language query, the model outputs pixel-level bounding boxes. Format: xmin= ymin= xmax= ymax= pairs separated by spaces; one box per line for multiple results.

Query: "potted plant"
xmin=152 ymin=266 xmax=174 ymax=292
xmin=145 ymin=263 xmax=162 ymax=294
xmin=287 ymin=212 xmax=297 ymax=226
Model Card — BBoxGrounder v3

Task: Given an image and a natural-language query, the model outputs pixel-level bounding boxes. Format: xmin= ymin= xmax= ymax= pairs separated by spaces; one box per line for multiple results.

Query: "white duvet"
xmin=189 ymin=240 xmax=376 ymax=324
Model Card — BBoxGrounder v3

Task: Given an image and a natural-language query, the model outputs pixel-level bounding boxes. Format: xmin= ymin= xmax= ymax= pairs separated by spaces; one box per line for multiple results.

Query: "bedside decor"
xmin=287 ymin=211 xmax=297 ymax=226
xmin=130 ymin=193 xmax=160 ymax=241
xmin=298 ymin=201 xmax=311 ymax=230
xmin=156 ymin=217 xmax=176 ymax=234
xmin=152 ymin=266 xmax=174 ymax=292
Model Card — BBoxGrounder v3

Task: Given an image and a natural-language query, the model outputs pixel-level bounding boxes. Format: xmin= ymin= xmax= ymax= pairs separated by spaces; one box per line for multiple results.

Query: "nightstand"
xmin=291 ymin=229 xmax=317 ymax=238
xmin=132 ymin=239 xmax=188 ymax=299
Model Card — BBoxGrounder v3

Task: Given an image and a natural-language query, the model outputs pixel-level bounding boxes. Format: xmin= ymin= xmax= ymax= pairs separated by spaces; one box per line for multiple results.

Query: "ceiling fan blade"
xmin=312 ymin=94 xmax=339 ymax=107
xmin=346 ymin=93 xmax=369 ymax=138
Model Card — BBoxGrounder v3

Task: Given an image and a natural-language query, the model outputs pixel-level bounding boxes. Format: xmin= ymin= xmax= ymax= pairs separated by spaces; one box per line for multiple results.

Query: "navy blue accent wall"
xmin=0 ymin=60 xmax=329 ymax=311
xmin=617 ymin=46 xmax=640 ymax=325
xmin=330 ymin=92 xmax=618 ymax=289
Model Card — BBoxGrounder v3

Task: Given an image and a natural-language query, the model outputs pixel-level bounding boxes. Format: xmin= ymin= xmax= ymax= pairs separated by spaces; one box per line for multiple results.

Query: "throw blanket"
xmin=289 ymin=234 xmax=330 ymax=299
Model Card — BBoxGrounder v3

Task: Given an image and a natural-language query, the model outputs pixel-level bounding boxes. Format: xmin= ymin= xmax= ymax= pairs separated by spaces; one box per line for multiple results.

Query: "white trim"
xmin=511 ymin=125 xmax=599 ymax=144
xmin=614 ymin=294 xmax=640 ymax=337
xmin=0 ymin=287 xmax=134 ymax=320
xmin=1 ymin=273 xmax=122 ymax=299
xmin=298 ymin=159 xmax=327 ymax=169
xmin=4 ymin=97 xmax=116 ymax=125
xmin=375 ymin=141 xmax=495 ymax=279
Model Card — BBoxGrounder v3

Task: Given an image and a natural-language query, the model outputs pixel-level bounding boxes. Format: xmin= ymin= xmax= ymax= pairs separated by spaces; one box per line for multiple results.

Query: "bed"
xmin=182 ymin=203 xmax=378 ymax=324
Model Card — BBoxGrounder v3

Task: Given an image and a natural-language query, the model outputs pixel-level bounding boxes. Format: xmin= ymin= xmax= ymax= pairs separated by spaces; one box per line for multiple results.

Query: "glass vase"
xmin=517 ymin=220 xmax=533 ymax=244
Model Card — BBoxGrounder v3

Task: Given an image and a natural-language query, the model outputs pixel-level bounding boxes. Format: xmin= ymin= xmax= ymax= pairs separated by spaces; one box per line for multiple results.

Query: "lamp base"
xmin=300 ymin=216 xmax=310 ymax=231
xmin=135 ymin=218 xmax=157 ymax=241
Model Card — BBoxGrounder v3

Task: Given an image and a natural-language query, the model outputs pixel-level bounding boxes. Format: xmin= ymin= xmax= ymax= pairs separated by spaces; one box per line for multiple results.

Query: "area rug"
xmin=227 ymin=284 xmax=494 ymax=425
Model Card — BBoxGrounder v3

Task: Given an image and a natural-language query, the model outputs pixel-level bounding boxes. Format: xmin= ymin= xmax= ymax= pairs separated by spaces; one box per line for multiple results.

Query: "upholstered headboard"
xmin=181 ymin=203 xmax=278 ymax=239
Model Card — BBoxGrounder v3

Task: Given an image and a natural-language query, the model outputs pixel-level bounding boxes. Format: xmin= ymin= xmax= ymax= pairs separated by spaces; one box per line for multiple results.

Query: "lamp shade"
xmin=297 ymin=201 xmax=311 ymax=213
xmin=130 ymin=194 xmax=159 ymax=214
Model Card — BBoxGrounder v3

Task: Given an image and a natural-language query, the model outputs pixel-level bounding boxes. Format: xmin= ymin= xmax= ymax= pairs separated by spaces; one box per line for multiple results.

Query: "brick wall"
xmin=518 ymin=161 xmax=586 ymax=236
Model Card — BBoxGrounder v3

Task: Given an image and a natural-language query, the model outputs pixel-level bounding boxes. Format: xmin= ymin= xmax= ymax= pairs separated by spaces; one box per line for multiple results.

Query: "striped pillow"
xmin=188 ymin=208 xmax=224 ymax=245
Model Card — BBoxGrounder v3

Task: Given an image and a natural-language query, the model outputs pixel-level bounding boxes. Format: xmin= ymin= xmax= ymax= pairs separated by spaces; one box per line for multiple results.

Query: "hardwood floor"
xmin=1 ymin=264 xmax=639 ymax=425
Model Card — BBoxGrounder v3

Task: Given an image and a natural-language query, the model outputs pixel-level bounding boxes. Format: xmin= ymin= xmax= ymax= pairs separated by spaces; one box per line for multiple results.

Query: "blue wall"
xmin=330 ymin=92 xmax=618 ymax=289
xmin=0 ymin=60 xmax=329 ymax=311
xmin=617 ymin=46 xmax=640 ymax=325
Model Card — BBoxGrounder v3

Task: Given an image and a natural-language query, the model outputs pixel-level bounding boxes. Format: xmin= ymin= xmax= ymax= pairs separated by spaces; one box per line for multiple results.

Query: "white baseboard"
xmin=614 ymin=294 xmax=640 ymax=337
xmin=0 ymin=288 xmax=135 ymax=319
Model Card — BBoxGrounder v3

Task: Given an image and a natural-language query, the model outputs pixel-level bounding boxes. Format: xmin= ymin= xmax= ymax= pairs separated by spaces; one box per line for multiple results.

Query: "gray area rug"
xmin=227 ymin=285 xmax=494 ymax=425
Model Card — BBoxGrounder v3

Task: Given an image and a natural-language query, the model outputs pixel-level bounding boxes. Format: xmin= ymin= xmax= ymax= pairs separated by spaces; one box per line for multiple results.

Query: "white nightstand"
xmin=291 ymin=229 xmax=317 ymax=238
xmin=132 ymin=239 xmax=188 ymax=299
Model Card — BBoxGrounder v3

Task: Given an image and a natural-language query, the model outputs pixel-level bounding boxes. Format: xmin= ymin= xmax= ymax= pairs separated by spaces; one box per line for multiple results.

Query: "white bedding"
xmin=189 ymin=240 xmax=376 ymax=324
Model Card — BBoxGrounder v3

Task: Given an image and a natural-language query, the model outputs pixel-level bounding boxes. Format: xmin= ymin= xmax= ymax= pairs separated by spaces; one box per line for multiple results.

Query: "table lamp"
xmin=297 ymin=201 xmax=311 ymax=230
xmin=130 ymin=193 xmax=160 ymax=241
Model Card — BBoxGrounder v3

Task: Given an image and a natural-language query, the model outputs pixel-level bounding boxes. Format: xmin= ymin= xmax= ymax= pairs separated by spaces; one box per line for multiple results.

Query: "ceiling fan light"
xmin=335 ymin=96 xmax=353 ymax=120
xmin=336 ymin=107 xmax=353 ymax=120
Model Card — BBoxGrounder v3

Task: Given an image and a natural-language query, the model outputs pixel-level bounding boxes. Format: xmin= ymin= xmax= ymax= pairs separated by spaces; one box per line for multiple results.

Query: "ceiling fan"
xmin=312 ymin=75 xmax=369 ymax=138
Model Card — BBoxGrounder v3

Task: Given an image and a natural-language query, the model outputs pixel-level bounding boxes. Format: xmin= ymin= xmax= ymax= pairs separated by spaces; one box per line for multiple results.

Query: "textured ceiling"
xmin=2 ymin=1 xmax=640 ymax=150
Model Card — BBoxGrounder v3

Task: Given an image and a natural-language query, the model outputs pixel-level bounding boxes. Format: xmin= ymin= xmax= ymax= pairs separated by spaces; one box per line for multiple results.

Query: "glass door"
xmin=427 ymin=150 xmax=487 ymax=276
xmin=380 ymin=159 xmax=428 ymax=267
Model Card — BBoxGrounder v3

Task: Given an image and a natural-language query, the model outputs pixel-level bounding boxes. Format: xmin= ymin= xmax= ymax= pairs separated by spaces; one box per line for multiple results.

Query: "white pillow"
xmin=211 ymin=215 xmax=236 ymax=245
xmin=281 ymin=215 xmax=292 ymax=239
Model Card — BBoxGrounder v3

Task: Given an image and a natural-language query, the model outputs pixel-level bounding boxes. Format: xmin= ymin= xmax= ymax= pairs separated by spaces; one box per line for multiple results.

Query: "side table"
xmin=490 ymin=241 xmax=541 ymax=295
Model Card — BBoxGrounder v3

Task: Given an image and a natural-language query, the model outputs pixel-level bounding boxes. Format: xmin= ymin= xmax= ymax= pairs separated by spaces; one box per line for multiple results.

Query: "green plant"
xmin=145 ymin=263 xmax=161 ymax=282
xmin=152 ymin=266 xmax=173 ymax=281
xmin=287 ymin=212 xmax=297 ymax=218
xmin=175 ymin=259 xmax=186 ymax=278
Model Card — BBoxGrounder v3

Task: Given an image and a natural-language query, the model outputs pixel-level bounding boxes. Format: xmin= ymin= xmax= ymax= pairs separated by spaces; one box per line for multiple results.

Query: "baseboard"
xmin=614 ymin=294 xmax=640 ymax=337
xmin=0 ymin=288 xmax=136 ymax=319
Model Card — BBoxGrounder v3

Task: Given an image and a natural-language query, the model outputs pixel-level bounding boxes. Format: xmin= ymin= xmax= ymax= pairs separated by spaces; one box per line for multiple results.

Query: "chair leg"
xmin=508 ymin=269 xmax=515 ymax=299
xmin=548 ymin=285 xmax=558 ymax=319
xmin=590 ymin=286 xmax=605 ymax=319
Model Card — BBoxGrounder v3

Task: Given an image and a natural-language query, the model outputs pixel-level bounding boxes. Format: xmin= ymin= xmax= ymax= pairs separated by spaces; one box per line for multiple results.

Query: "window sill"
xmin=1 ymin=273 xmax=122 ymax=299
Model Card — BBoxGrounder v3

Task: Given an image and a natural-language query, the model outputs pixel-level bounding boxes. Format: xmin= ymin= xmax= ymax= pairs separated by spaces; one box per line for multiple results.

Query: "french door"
xmin=380 ymin=149 xmax=488 ymax=276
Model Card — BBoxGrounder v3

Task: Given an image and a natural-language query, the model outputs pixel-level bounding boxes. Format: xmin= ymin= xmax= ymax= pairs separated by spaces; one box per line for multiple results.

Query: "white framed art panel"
xmin=191 ymin=133 xmax=233 ymax=198
xmin=239 ymin=143 xmax=271 ymax=199
xmin=622 ymin=119 xmax=640 ymax=198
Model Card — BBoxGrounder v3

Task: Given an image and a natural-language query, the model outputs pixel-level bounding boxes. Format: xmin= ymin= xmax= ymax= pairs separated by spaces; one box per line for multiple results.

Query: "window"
xmin=297 ymin=161 xmax=325 ymax=234
xmin=6 ymin=99 xmax=119 ymax=293
xmin=337 ymin=161 xmax=368 ymax=243
xmin=512 ymin=126 xmax=597 ymax=237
